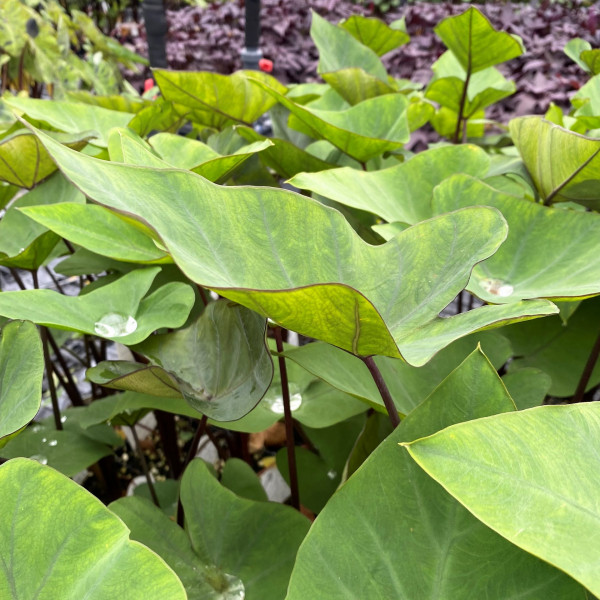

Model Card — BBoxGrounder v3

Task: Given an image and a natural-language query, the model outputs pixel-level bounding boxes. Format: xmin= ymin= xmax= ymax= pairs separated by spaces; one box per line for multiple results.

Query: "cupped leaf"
xmin=249 ymin=77 xmax=409 ymax=162
xmin=0 ymin=127 xmax=88 ymax=187
xmin=130 ymin=300 xmax=272 ymax=421
xmin=505 ymin=297 xmax=600 ymax=397
xmin=510 ymin=116 xmax=600 ymax=208
xmin=0 ymin=458 xmax=186 ymax=599
xmin=340 ymin=14 xmax=410 ymax=56
xmin=0 ymin=267 xmax=195 ymax=345
xmin=236 ymin=125 xmax=337 ymax=178
xmin=111 ymin=458 xmax=311 ymax=600
xmin=33 ymin=128 xmax=557 ymax=365
xmin=7 ymin=96 xmax=134 ymax=146
xmin=435 ymin=6 xmax=524 ymax=73
xmin=565 ymin=38 xmax=593 ymax=72
xmin=289 ymin=144 xmax=490 ymax=225
xmin=404 ymin=403 xmax=600 ymax=597
xmin=286 ymin=348 xmax=583 ymax=599
xmin=0 ymin=321 xmax=43 ymax=444
xmin=433 ymin=174 xmax=600 ymax=302
xmin=154 ymin=69 xmax=287 ymax=130
xmin=20 ymin=203 xmax=170 ymax=264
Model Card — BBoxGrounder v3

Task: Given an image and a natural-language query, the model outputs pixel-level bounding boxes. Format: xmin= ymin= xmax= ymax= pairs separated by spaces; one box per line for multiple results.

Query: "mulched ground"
xmin=116 ymin=0 xmax=600 ymax=126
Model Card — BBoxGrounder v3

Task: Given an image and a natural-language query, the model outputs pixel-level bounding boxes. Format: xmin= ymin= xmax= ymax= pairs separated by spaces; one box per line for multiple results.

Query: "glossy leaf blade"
xmin=154 ymin=69 xmax=286 ymax=130
xmin=0 ymin=458 xmax=186 ymax=599
xmin=510 ymin=116 xmax=600 ymax=208
xmin=286 ymin=349 xmax=583 ymax=599
xmin=404 ymin=404 xmax=600 ymax=597
xmin=434 ymin=175 xmax=600 ymax=302
xmin=20 ymin=203 xmax=169 ymax=263
xmin=289 ymin=144 xmax=490 ymax=224
xmin=34 ymin=128 xmax=558 ymax=364
xmin=0 ymin=321 xmax=43 ymax=443
xmin=0 ymin=268 xmax=194 ymax=345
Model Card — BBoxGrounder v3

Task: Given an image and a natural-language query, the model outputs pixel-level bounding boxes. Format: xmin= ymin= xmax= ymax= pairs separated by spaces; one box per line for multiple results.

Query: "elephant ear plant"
xmin=1 ymin=6 xmax=600 ymax=599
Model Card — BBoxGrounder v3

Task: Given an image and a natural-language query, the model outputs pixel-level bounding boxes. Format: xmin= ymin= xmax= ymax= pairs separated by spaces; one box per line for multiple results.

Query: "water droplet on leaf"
xmin=265 ymin=384 xmax=302 ymax=415
xmin=48 ymin=439 xmax=58 ymax=447
xmin=327 ymin=469 xmax=337 ymax=480
xmin=480 ymin=278 xmax=514 ymax=297
xmin=60 ymin=415 xmax=67 ymax=423
xmin=94 ymin=313 xmax=137 ymax=338
xmin=30 ymin=454 xmax=48 ymax=465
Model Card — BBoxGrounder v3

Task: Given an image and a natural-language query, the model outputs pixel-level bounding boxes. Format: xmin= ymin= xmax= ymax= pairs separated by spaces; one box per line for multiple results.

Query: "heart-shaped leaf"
xmin=0 ymin=458 xmax=186 ymax=599
xmin=404 ymin=403 xmax=600 ymax=597
xmin=435 ymin=6 xmax=524 ymax=73
xmin=289 ymin=144 xmax=490 ymax=224
xmin=0 ymin=267 xmax=194 ymax=345
xmin=89 ymin=300 xmax=273 ymax=421
xmin=33 ymin=128 xmax=557 ymax=366
xmin=510 ymin=116 xmax=600 ymax=208
xmin=433 ymin=174 xmax=600 ymax=302
xmin=111 ymin=458 xmax=311 ymax=600
xmin=154 ymin=69 xmax=287 ymax=130
xmin=286 ymin=348 xmax=584 ymax=599
xmin=0 ymin=321 xmax=43 ymax=445
xmin=249 ymin=77 xmax=410 ymax=163
xmin=340 ymin=14 xmax=410 ymax=56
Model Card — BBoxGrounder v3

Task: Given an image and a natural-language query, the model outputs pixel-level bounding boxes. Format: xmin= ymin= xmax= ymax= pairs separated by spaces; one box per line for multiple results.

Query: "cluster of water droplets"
xmin=94 ymin=312 xmax=138 ymax=338
xmin=264 ymin=383 xmax=303 ymax=414
xmin=480 ymin=278 xmax=514 ymax=297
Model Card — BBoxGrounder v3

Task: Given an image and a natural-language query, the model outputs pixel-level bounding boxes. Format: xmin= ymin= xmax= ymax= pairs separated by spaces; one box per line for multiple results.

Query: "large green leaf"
xmin=510 ymin=116 xmax=600 ymax=208
xmin=111 ymin=458 xmax=311 ymax=600
xmin=148 ymin=131 xmax=273 ymax=183
xmin=33 ymin=128 xmax=557 ymax=365
xmin=249 ymin=77 xmax=410 ymax=163
xmin=0 ymin=127 xmax=88 ymax=188
xmin=7 ymin=97 xmax=134 ymax=146
xmin=19 ymin=202 xmax=170 ymax=264
xmin=0 ymin=172 xmax=84 ymax=270
xmin=340 ymin=14 xmax=410 ymax=56
xmin=286 ymin=348 xmax=583 ymax=599
xmin=435 ymin=6 xmax=524 ymax=73
xmin=90 ymin=300 xmax=273 ymax=421
xmin=404 ymin=403 xmax=600 ymax=597
xmin=504 ymin=297 xmax=600 ymax=397
xmin=426 ymin=51 xmax=515 ymax=116
xmin=0 ymin=268 xmax=194 ymax=345
xmin=154 ymin=69 xmax=287 ymax=130
xmin=0 ymin=458 xmax=186 ymax=599
xmin=433 ymin=174 xmax=600 ymax=302
xmin=289 ymin=144 xmax=490 ymax=224
xmin=311 ymin=10 xmax=388 ymax=81
xmin=502 ymin=368 xmax=551 ymax=410
xmin=283 ymin=331 xmax=512 ymax=416
xmin=0 ymin=321 xmax=43 ymax=445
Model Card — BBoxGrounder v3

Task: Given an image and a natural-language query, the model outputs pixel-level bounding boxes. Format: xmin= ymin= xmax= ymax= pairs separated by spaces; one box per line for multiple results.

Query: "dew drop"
xmin=327 ymin=469 xmax=338 ymax=480
xmin=60 ymin=415 xmax=67 ymax=423
xmin=31 ymin=425 xmax=41 ymax=433
xmin=30 ymin=454 xmax=48 ymax=465
xmin=41 ymin=437 xmax=47 ymax=443
xmin=94 ymin=313 xmax=137 ymax=338
xmin=480 ymin=278 xmax=514 ymax=297
xmin=265 ymin=384 xmax=302 ymax=415
xmin=48 ymin=439 xmax=58 ymax=447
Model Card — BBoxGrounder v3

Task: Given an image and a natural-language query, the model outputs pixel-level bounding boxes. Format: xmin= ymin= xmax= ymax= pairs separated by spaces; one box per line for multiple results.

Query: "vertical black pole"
xmin=142 ymin=0 xmax=169 ymax=69
xmin=241 ymin=0 xmax=262 ymax=70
